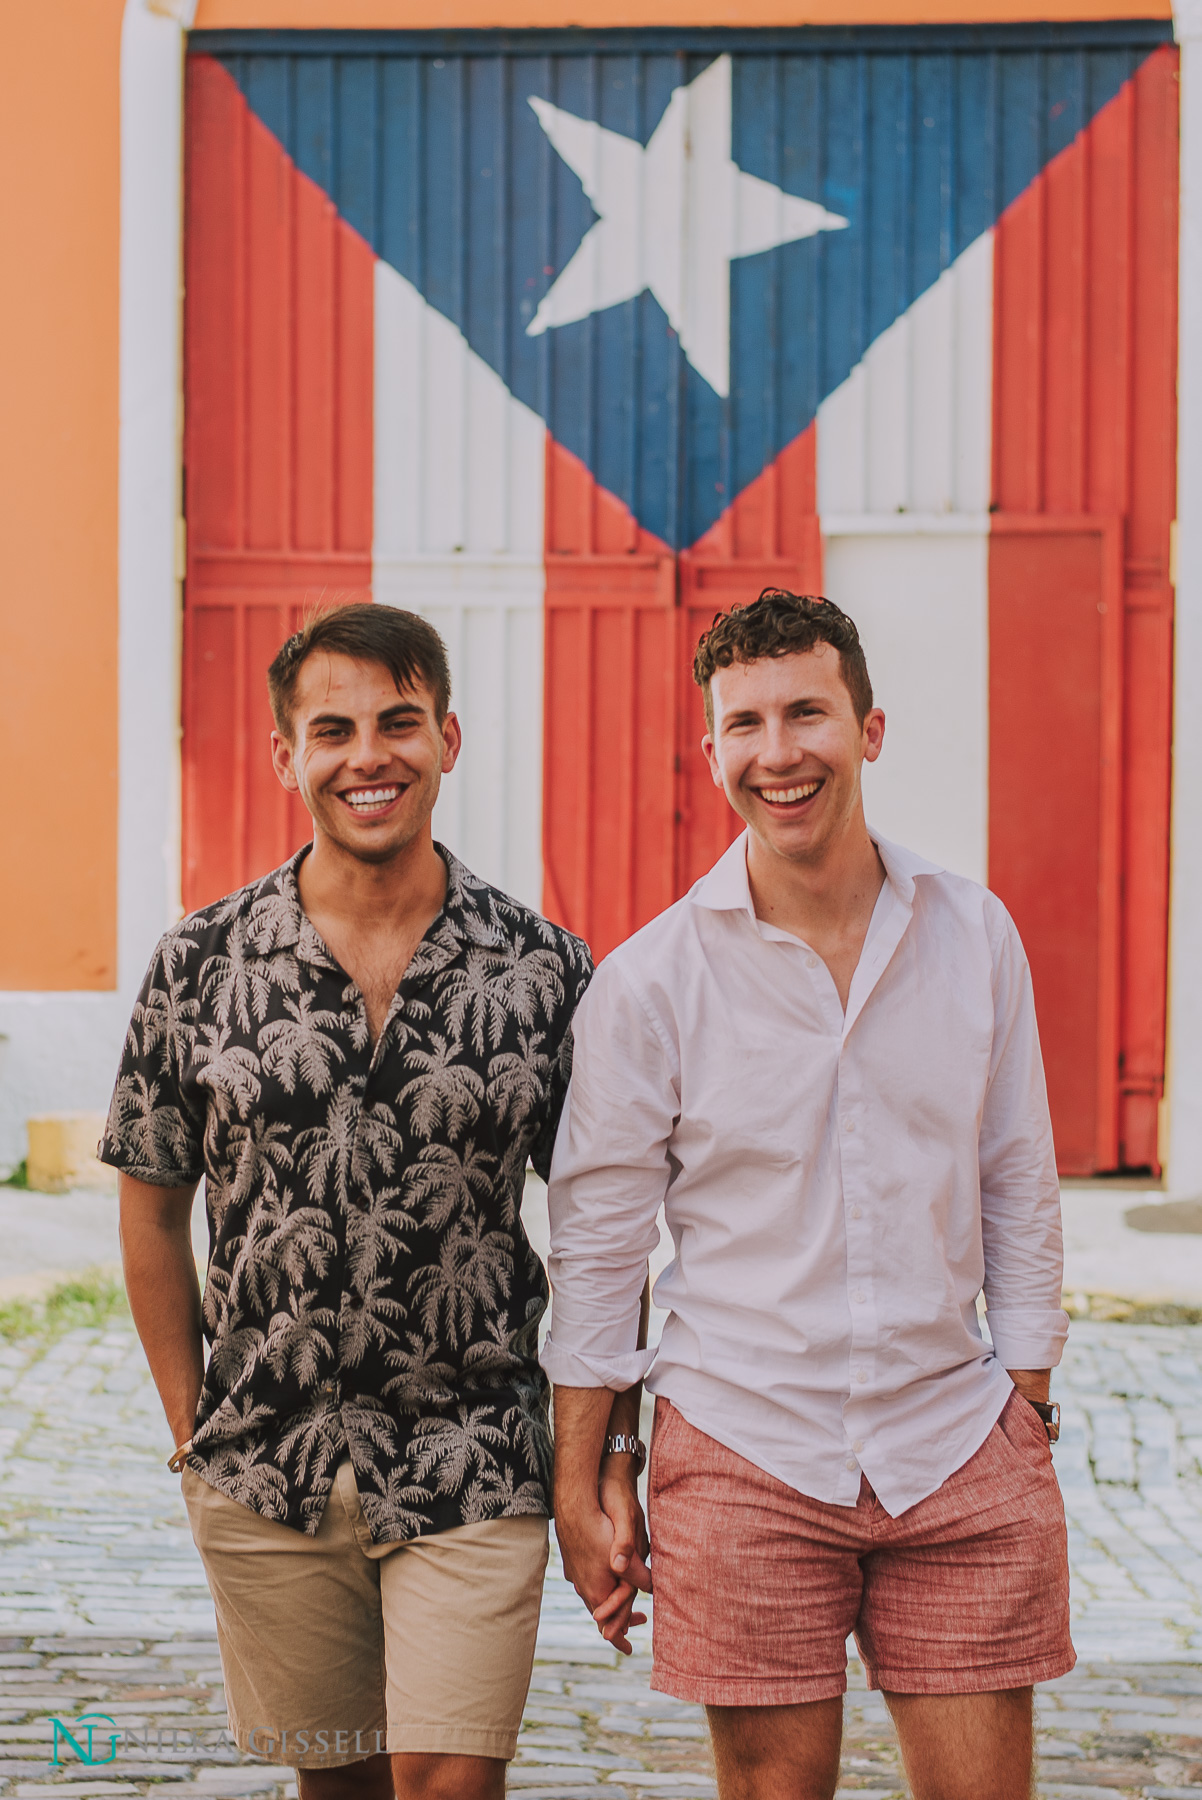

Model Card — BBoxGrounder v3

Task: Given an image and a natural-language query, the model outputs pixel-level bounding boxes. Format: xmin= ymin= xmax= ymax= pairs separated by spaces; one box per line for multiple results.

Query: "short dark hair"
xmin=267 ymin=602 xmax=452 ymax=737
xmin=693 ymin=589 xmax=873 ymax=730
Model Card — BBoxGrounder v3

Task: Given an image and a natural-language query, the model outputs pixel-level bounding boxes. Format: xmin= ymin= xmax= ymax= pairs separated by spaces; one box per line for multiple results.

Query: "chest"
xmin=671 ymin=920 xmax=997 ymax=1158
xmin=322 ymin=924 xmax=427 ymax=1043
xmin=183 ymin=949 xmax=559 ymax=1172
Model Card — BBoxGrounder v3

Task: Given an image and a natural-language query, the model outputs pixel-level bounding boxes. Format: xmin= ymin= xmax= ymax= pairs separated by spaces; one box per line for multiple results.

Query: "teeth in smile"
xmin=760 ymin=781 xmax=821 ymax=805
xmin=344 ymin=787 xmax=400 ymax=812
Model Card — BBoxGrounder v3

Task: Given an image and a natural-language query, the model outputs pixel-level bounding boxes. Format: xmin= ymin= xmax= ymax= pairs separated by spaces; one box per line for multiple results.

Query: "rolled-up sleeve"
xmin=540 ymin=956 xmax=678 ymax=1391
xmin=979 ymin=902 xmax=1070 ymax=1372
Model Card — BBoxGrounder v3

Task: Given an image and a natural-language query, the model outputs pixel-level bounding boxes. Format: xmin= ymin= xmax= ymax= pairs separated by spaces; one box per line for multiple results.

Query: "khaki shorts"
xmin=182 ymin=1460 xmax=548 ymax=1766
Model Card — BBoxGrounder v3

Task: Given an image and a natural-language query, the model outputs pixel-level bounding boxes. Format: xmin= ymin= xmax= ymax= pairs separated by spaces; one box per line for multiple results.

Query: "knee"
xmin=391 ymin=1754 xmax=505 ymax=1800
xmin=297 ymin=1756 xmax=395 ymax=1800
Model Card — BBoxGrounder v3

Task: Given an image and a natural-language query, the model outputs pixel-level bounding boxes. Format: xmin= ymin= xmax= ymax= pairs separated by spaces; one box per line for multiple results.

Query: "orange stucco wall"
xmin=196 ymin=0 xmax=1170 ymax=24
xmin=0 ymin=1 xmax=124 ymax=990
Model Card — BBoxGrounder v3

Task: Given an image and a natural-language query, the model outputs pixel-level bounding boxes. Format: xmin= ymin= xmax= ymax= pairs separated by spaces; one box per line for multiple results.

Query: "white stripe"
xmin=817 ymin=233 xmax=994 ymax=884
xmin=373 ymin=260 xmax=546 ymax=910
xmin=0 ymin=0 xmax=185 ymax=1165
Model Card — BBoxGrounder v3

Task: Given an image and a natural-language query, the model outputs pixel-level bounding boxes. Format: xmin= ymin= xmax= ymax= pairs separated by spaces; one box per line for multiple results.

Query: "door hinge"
xmin=175 ymin=517 xmax=188 ymax=583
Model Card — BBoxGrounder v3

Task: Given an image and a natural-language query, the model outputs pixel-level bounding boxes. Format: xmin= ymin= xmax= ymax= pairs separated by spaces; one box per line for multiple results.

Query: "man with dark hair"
xmin=102 ymin=603 xmax=618 ymax=1800
xmin=546 ymin=590 xmax=1073 ymax=1800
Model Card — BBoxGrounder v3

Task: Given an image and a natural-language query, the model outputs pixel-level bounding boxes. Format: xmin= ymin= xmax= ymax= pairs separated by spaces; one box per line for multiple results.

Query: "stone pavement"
xmin=6 ymin=1321 xmax=1202 ymax=1795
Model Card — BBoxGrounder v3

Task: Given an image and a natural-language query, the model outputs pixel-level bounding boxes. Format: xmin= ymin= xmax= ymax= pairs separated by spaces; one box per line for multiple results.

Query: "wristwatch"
xmin=602 ymin=1433 xmax=647 ymax=1475
xmin=1027 ymin=1399 xmax=1060 ymax=1443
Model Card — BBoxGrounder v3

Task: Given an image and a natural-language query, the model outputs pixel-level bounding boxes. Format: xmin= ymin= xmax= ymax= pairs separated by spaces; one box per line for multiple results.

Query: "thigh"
xmin=379 ymin=1514 xmax=548 ymax=1762
xmin=706 ymin=1699 xmax=844 ymax=1800
xmin=648 ymin=1398 xmax=865 ymax=1707
xmin=183 ymin=1463 xmax=387 ymax=1766
xmin=886 ymin=1687 xmax=1034 ymax=1800
xmin=857 ymin=1394 xmax=1074 ymax=1695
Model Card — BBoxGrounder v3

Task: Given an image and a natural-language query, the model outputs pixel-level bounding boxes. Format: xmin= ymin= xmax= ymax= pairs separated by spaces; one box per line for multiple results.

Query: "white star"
xmin=526 ymin=55 xmax=848 ymax=398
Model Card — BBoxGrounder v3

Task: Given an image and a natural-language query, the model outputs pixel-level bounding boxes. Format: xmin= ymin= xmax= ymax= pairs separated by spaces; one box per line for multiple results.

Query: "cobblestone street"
xmin=5 ymin=1321 xmax=1202 ymax=1796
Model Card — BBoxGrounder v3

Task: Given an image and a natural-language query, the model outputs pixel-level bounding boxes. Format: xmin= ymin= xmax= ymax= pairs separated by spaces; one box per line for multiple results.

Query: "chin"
xmin=322 ymin=820 xmax=415 ymax=864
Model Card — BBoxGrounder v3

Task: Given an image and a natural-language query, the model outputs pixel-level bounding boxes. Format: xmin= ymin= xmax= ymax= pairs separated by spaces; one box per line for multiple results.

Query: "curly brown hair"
xmin=693 ymin=589 xmax=873 ymax=732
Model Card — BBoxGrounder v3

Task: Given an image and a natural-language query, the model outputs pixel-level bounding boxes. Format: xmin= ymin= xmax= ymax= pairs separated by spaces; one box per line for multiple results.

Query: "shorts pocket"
xmin=648 ymin=1397 xmax=681 ymax=1502
xmin=999 ymin=1392 xmax=1054 ymax=1467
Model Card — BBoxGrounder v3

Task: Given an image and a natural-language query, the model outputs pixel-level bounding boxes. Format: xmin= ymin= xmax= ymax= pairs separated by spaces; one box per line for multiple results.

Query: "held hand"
xmin=554 ymin=1482 xmax=650 ymax=1656
xmin=599 ymin=1462 xmax=651 ymax=1586
xmin=591 ymin=1467 xmax=652 ymax=1652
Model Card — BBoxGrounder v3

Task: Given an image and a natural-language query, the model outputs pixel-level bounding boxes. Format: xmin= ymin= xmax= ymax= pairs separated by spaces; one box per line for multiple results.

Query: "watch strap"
xmin=602 ymin=1433 xmax=647 ymax=1474
xmin=1026 ymin=1399 xmax=1060 ymax=1442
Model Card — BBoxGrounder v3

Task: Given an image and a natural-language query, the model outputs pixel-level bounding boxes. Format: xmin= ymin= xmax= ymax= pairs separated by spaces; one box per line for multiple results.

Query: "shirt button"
xmin=853 ymin=1290 xmax=866 ymax=1304
xmin=843 ymin=1118 xmax=855 ymax=1134
xmin=855 ymin=1370 xmax=868 ymax=1385
xmin=806 ymin=955 xmax=819 ymax=970
xmin=347 ymin=1295 xmax=364 ymax=1312
xmin=853 ymin=1440 xmax=864 ymax=1454
xmin=845 ymin=1457 xmax=857 ymax=1471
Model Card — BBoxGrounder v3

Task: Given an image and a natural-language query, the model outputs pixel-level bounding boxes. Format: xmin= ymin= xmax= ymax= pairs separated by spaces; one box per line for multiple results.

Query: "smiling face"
xmin=270 ymin=652 xmax=461 ymax=866
xmin=702 ymin=644 xmax=885 ymax=868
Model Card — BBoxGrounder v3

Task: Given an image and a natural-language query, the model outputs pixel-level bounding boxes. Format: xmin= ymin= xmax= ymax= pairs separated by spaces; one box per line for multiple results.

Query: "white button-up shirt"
xmin=541 ymin=831 xmax=1069 ymax=1517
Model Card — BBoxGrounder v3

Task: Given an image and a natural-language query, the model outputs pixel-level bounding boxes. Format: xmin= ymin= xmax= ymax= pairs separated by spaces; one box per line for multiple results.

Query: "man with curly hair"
xmin=545 ymin=590 xmax=1073 ymax=1800
xmin=102 ymin=604 xmax=633 ymax=1800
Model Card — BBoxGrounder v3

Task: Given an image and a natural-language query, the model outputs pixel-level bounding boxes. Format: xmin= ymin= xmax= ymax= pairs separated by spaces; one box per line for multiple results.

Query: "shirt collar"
xmin=689 ymin=827 xmax=943 ymax=920
xmin=240 ymin=842 xmax=505 ymax=967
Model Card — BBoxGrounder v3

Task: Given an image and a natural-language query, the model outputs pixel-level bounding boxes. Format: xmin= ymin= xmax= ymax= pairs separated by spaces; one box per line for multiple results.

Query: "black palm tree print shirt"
xmin=102 ymin=846 xmax=593 ymax=1540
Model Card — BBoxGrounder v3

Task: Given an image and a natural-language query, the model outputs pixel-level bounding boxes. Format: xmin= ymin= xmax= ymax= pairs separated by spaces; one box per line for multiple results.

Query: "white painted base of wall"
xmin=0 ymin=998 xmax=134 ymax=1171
xmin=823 ymin=525 xmax=989 ymax=884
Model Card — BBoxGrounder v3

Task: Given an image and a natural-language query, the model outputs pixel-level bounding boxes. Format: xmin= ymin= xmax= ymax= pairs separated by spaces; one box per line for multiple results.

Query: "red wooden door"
xmin=989 ymin=45 xmax=1178 ymax=1173
xmin=543 ymin=430 xmax=825 ymax=959
xmin=182 ymin=56 xmax=374 ymax=913
xmin=989 ymin=519 xmax=1123 ymax=1176
xmin=676 ymin=429 xmax=825 ymax=896
xmin=541 ymin=444 xmax=679 ymax=958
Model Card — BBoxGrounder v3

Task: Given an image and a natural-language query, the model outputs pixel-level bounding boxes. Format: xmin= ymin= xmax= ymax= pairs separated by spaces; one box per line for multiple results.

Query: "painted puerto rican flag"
xmin=185 ymin=26 xmax=1178 ymax=1171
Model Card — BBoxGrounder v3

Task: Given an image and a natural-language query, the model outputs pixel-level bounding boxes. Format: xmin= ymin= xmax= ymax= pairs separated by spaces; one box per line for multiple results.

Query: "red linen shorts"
xmin=647 ymin=1392 xmax=1074 ymax=1705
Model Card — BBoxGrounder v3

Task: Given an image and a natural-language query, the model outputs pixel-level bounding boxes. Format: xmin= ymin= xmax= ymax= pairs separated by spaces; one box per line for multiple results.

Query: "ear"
xmin=861 ymin=707 xmax=886 ymax=765
xmin=271 ymin=729 xmax=300 ymax=794
xmin=440 ymin=711 xmax=463 ymax=775
xmin=701 ymin=731 xmax=724 ymax=790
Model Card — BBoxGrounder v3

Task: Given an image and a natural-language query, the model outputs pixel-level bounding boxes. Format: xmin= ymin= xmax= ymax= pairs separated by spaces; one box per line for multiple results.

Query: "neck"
xmin=298 ymin=823 xmax=448 ymax=930
xmin=746 ymin=809 xmax=884 ymax=939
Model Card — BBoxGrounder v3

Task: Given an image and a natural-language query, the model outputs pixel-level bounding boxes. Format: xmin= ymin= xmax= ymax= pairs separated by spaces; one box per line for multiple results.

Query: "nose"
xmin=759 ymin=715 xmax=799 ymax=770
xmin=346 ymin=727 xmax=391 ymax=773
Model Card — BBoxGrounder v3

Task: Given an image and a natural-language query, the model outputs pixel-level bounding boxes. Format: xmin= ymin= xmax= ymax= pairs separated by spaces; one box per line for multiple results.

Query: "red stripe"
xmin=989 ymin=45 xmax=1178 ymax=1174
xmin=541 ymin=425 xmax=822 ymax=957
xmin=182 ymin=57 xmax=374 ymax=911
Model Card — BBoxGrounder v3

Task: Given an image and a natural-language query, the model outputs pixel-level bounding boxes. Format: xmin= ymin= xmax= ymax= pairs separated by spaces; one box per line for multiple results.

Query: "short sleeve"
xmin=100 ymin=934 xmax=205 ymax=1187
xmin=529 ymin=938 xmax=594 ymax=1184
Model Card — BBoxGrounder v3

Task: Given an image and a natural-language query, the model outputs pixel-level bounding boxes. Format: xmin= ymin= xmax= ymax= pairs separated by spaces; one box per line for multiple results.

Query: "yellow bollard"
xmin=24 ymin=1114 xmax=115 ymax=1194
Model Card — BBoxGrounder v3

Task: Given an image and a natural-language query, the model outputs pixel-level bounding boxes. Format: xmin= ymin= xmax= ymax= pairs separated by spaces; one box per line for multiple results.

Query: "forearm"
xmin=118 ymin=1174 xmax=204 ymax=1447
xmin=603 ymin=1273 xmax=650 ymax=1443
xmin=554 ymin=1386 xmax=619 ymax=1509
xmin=1008 ymin=1367 xmax=1051 ymax=1404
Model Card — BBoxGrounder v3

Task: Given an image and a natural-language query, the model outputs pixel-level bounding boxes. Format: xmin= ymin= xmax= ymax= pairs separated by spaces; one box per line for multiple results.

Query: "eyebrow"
xmin=723 ymin=696 xmax=828 ymax=726
xmin=308 ymin=702 xmax=427 ymax=728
